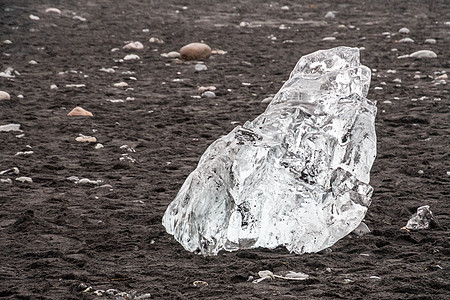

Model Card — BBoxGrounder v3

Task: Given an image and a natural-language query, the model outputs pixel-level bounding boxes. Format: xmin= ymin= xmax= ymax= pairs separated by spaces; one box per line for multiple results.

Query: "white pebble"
xmin=382 ymin=100 xmax=392 ymax=104
xmin=3 ymin=40 xmax=12 ymax=44
xmin=198 ymin=86 xmax=216 ymax=93
xmin=73 ymin=15 xmax=86 ymax=22
xmin=0 ymin=91 xmax=11 ymax=100
xmin=28 ymin=60 xmax=38 ymax=65
xmin=107 ymin=99 xmax=124 ymax=103
xmin=99 ymin=67 xmax=115 ymax=73
xmin=202 ymin=91 xmax=216 ymax=98
xmin=239 ymin=21 xmax=250 ymax=27
xmin=123 ymin=54 xmax=140 ymax=61
xmin=142 ymin=28 xmax=149 ymax=32
xmin=1 ymin=178 xmax=13 ymax=184
xmin=410 ymin=50 xmax=437 ymax=58
xmin=322 ymin=36 xmax=336 ymax=41
xmin=16 ymin=176 xmax=33 ymax=183
xmin=15 ymin=151 xmax=34 ymax=156
xmin=418 ymin=170 xmax=424 ymax=175
xmin=45 ymin=8 xmax=61 ymax=14
xmin=393 ymin=78 xmax=402 ymax=83
xmin=29 ymin=14 xmax=40 ymax=20
xmin=95 ymin=143 xmax=104 ymax=149
xmin=382 ymin=32 xmax=391 ymax=36
xmin=325 ymin=11 xmax=336 ymax=18
xmin=194 ymin=64 xmax=207 ymax=72
xmin=280 ymin=6 xmax=290 ymax=10
xmin=66 ymin=84 xmax=86 ymax=88
xmin=370 ymin=276 xmax=381 ymax=280
xmin=149 ymin=37 xmax=164 ymax=44
xmin=374 ymin=87 xmax=383 ymax=90
xmin=123 ymin=41 xmax=144 ymax=50
xmin=113 ymin=82 xmax=128 ymax=87
xmin=424 ymin=38 xmax=436 ymax=44
xmin=111 ymin=48 xmax=120 ymax=52
xmin=398 ymin=37 xmax=414 ymax=43
xmin=398 ymin=27 xmax=410 ymax=34
xmin=414 ymin=74 xmax=421 ymax=79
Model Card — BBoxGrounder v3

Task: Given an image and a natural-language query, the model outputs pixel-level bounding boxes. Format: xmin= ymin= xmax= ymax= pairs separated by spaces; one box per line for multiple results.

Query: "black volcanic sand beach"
xmin=1 ymin=0 xmax=449 ymax=299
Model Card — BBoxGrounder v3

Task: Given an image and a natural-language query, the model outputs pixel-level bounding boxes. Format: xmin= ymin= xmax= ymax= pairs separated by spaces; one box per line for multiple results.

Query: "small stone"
xmin=16 ymin=176 xmax=33 ymax=183
xmin=95 ymin=143 xmax=104 ymax=149
xmin=66 ymin=84 xmax=86 ymax=88
xmin=45 ymin=8 xmax=61 ymax=14
xmin=149 ymin=37 xmax=164 ymax=44
xmin=239 ymin=21 xmax=250 ymax=27
xmin=50 ymin=84 xmax=58 ymax=89
xmin=398 ymin=37 xmax=414 ymax=43
xmin=0 ymin=124 xmax=22 ymax=132
xmin=29 ymin=14 xmax=40 ymax=20
xmin=201 ymin=91 xmax=216 ymax=98
xmin=198 ymin=86 xmax=216 ymax=93
xmin=398 ymin=27 xmax=410 ymax=34
xmin=68 ymin=107 xmax=93 ymax=117
xmin=393 ymin=78 xmax=402 ymax=83
xmin=180 ymin=43 xmax=211 ymax=61
xmin=410 ymin=50 xmax=437 ymax=58
xmin=280 ymin=6 xmax=290 ymax=10
xmin=326 ymin=267 xmax=332 ymax=272
xmin=123 ymin=54 xmax=140 ymax=61
xmin=73 ymin=15 xmax=86 ymax=22
xmin=211 ymin=49 xmax=227 ymax=55
xmin=322 ymin=36 xmax=336 ymax=41
xmin=28 ymin=60 xmax=38 ymax=65
xmin=123 ymin=41 xmax=144 ymax=50
xmin=193 ymin=281 xmax=208 ymax=287
xmin=114 ymin=82 xmax=128 ymax=87
xmin=4 ymin=40 xmax=12 ymax=44
xmin=194 ymin=63 xmax=208 ymax=72
xmin=166 ymin=51 xmax=180 ymax=58
xmin=325 ymin=11 xmax=336 ymax=18
xmin=424 ymin=38 xmax=436 ymax=44
xmin=0 ymin=91 xmax=11 ymax=100
xmin=76 ymin=135 xmax=97 ymax=143
xmin=370 ymin=276 xmax=381 ymax=280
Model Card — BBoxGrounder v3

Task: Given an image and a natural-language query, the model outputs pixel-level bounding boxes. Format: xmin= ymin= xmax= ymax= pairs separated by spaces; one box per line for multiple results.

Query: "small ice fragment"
xmin=75 ymin=135 xmax=97 ymax=143
xmin=1 ymin=178 xmax=13 ymax=184
xmin=29 ymin=14 xmax=40 ymax=20
xmin=0 ymin=67 xmax=16 ymax=78
xmin=16 ymin=176 xmax=33 ymax=183
xmin=239 ymin=21 xmax=250 ymax=27
xmin=66 ymin=84 xmax=86 ymax=88
xmin=382 ymin=32 xmax=391 ymax=36
xmin=46 ymin=8 xmax=61 ymax=14
xmin=78 ymin=178 xmax=103 ymax=185
xmin=195 ymin=64 xmax=208 ymax=72
xmin=398 ymin=37 xmax=414 ymax=43
xmin=0 ymin=167 xmax=20 ymax=175
xmin=370 ymin=276 xmax=381 ymax=280
xmin=15 ymin=151 xmax=34 ymax=156
xmin=73 ymin=15 xmax=86 ymax=21
xmin=241 ymin=82 xmax=251 ymax=86
xmin=405 ymin=205 xmax=438 ymax=230
xmin=398 ymin=27 xmax=410 ymax=34
xmin=201 ymin=91 xmax=216 ymax=98
xmin=325 ymin=11 xmax=336 ymax=18
xmin=393 ymin=78 xmax=401 ymax=83
xmin=124 ymin=54 xmax=140 ymax=61
xmin=107 ymin=99 xmax=124 ymax=103
xmin=280 ymin=6 xmax=290 ymax=10
xmin=198 ymin=86 xmax=216 ymax=93
xmin=113 ymin=82 xmax=128 ymax=87
xmin=99 ymin=67 xmax=115 ymax=73
xmin=261 ymin=97 xmax=273 ymax=104
xmin=424 ymin=38 xmax=436 ymax=44
xmin=4 ymin=40 xmax=12 ymax=44
xmin=410 ymin=50 xmax=437 ymax=58
xmin=0 ymin=124 xmax=22 ymax=132
xmin=353 ymin=222 xmax=371 ymax=236
xmin=95 ymin=143 xmax=104 ymax=149
xmin=322 ymin=36 xmax=336 ymax=41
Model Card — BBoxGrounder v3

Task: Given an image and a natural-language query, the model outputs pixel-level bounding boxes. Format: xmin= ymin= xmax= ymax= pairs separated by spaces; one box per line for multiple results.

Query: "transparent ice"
xmin=162 ymin=46 xmax=377 ymax=255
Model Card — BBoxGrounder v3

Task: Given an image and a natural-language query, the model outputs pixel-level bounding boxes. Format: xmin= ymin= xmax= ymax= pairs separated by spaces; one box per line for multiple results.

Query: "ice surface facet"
xmin=162 ymin=46 xmax=377 ymax=255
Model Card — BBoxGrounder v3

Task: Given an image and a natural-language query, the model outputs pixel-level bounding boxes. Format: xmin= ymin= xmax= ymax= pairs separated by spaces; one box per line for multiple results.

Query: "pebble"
xmin=398 ymin=37 xmax=414 ymax=43
xmin=76 ymin=135 xmax=97 ymax=143
xmin=1 ymin=178 xmax=12 ymax=184
xmin=95 ymin=143 xmax=104 ymax=149
xmin=73 ymin=15 xmax=86 ymax=22
xmin=0 ymin=167 xmax=20 ymax=175
xmin=123 ymin=41 xmax=144 ymax=50
xmin=0 ymin=91 xmax=11 ymax=100
xmin=15 ymin=151 xmax=33 ymax=156
xmin=166 ymin=51 xmax=181 ymax=58
xmin=194 ymin=63 xmax=208 ymax=72
xmin=99 ymin=67 xmax=115 ymax=73
xmin=424 ymin=38 xmax=436 ymax=44
xmin=4 ymin=40 xmax=12 ymax=44
xmin=68 ymin=106 xmax=93 ymax=117
xmin=16 ymin=177 xmax=33 ymax=183
xmin=66 ymin=84 xmax=86 ymax=88
xmin=201 ymin=91 xmax=216 ymax=98
xmin=325 ymin=11 xmax=336 ymax=18
xmin=180 ymin=43 xmax=211 ymax=61
xmin=410 ymin=50 xmax=437 ymax=58
xmin=113 ymin=82 xmax=128 ymax=87
xmin=46 ymin=8 xmax=61 ymax=14
xmin=29 ymin=60 xmax=38 ymax=65
xmin=149 ymin=37 xmax=164 ymax=44
xmin=370 ymin=276 xmax=382 ymax=280
xmin=280 ymin=6 xmax=290 ymax=10
xmin=211 ymin=49 xmax=227 ymax=55
xmin=393 ymin=78 xmax=402 ymax=83
xmin=322 ymin=36 xmax=336 ymax=41
xmin=0 ymin=124 xmax=22 ymax=132
xmin=50 ymin=84 xmax=58 ymax=89
xmin=239 ymin=21 xmax=250 ymax=27
xmin=398 ymin=27 xmax=410 ymax=34
xmin=123 ymin=54 xmax=140 ymax=61
xmin=198 ymin=86 xmax=216 ymax=93
xmin=29 ymin=14 xmax=40 ymax=20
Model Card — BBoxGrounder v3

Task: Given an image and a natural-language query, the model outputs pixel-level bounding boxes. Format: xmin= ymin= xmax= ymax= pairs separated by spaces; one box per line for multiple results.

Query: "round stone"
xmin=180 ymin=43 xmax=211 ymax=61
xmin=0 ymin=91 xmax=11 ymax=100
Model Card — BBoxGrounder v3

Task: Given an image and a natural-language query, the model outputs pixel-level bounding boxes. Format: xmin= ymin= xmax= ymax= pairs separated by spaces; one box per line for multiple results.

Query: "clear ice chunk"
xmin=162 ymin=46 xmax=377 ymax=255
